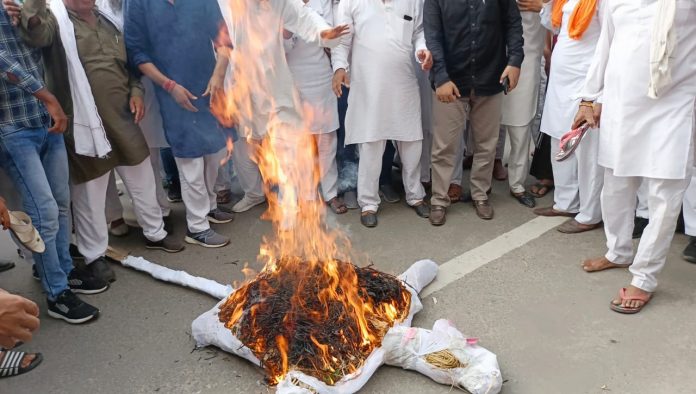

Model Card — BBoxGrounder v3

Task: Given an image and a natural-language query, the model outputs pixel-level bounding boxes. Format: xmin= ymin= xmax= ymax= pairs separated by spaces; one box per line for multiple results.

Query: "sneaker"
xmin=185 ymin=229 xmax=230 ymax=248
xmin=207 ymin=208 xmax=235 ymax=224
xmin=87 ymin=257 xmax=116 ymax=283
xmin=632 ymin=217 xmax=649 ymax=239
xmin=167 ymin=188 xmax=183 ymax=203
xmin=378 ymin=185 xmax=400 ymax=203
xmin=342 ymin=191 xmax=359 ymax=210
xmin=47 ymin=290 xmax=99 ymax=324
xmin=69 ymin=244 xmax=84 ymax=261
xmin=108 ymin=218 xmax=129 ymax=237
xmin=68 ymin=268 xmax=109 ymax=295
xmin=146 ymin=234 xmax=185 ymax=253
xmin=683 ymin=237 xmax=696 ymax=264
xmin=232 ymin=195 xmax=266 ymax=213
xmin=163 ymin=215 xmax=174 ymax=234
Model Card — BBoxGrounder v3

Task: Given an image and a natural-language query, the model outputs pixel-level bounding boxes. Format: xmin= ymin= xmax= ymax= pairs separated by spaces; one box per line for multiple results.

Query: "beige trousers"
xmin=431 ymin=91 xmax=503 ymax=206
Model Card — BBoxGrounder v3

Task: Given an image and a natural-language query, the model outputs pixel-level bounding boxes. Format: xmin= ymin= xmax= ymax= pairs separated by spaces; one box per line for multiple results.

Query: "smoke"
xmin=338 ymin=160 xmax=358 ymax=193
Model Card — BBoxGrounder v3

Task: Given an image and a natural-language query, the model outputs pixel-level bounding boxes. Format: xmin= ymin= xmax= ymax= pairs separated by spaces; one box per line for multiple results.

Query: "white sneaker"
xmin=232 ymin=195 xmax=266 ymax=213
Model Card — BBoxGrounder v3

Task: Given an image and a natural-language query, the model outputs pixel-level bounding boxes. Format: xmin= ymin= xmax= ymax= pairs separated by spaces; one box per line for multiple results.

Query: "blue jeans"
xmin=0 ymin=126 xmax=72 ymax=300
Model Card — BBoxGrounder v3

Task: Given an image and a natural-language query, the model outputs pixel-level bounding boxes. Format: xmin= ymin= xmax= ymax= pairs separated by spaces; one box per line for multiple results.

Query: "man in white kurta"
xmin=284 ymin=0 xmax=344 ymax=213
xmin=578 ymin=0 xmax=696 ymax=313
xmin=501 ymin=3 xmax=545 ymax=209
xmin=332 ymin=0 xmax=430 ymax=228
xmin=535 ymin=0 xmax=604 ymax=234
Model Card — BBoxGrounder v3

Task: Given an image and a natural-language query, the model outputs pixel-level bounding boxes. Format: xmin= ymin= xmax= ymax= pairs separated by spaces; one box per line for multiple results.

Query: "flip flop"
xmin=327 ymin=197 xmax=348 ymax=215
xmin=609 ymin=288 xmax=652 ymax=315
xmin=0 ymin=351 xmax=43 ymax=378
xmin=8 ymin=211 xmax=45 ymax=254
xmin=555 ymin=124 xmax=590 ymax=162
xmin=529 ymin=183 xmax=554 ymax=198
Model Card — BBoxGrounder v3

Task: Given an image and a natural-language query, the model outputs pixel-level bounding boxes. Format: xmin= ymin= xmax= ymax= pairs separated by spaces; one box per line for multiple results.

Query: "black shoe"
xmin=511 ymin=191 xmax=536 ymax=208
xmin=32 ymin=265 xmax=40 ymax=281
xmin=68 ymin=268 xmax=109 ymax=295
xmin=47 ymin=290 xmax=99 ymax=324
xmin=146 ymin=234 xmax=185 ymax=253
xmin=163 ymin=215 xmax=174 ymax=234
xmin=360 ymin=211 xmax=378 ymax=228
xmin=683 ymin=237 xmax=696 ymax=264
xmin=69 ymin=244 xmax=84 ymax=261
xmin=0 ymin=260 xmax=15 ymax=273
xmin=88 ymin=257 xmax=116 ymax=283
xmin=632 ymin=217 xmax=649 ymax=239
xmin=412 ymin=202 xmax=430 ymax=218
xmin=167 ymin=189 xmax=183 ymax=203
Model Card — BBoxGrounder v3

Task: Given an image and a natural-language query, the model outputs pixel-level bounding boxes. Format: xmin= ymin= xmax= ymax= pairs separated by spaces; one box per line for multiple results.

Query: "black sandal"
xmin=529 ymin=182 xmax=554 ymax=198
xmin=0 ymin=350 xmax=43 ymax=378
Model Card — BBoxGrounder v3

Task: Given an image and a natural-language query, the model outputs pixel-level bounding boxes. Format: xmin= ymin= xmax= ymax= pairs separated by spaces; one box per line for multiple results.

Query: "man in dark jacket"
xmin=426 ymin=0 xmax=523 ymax=224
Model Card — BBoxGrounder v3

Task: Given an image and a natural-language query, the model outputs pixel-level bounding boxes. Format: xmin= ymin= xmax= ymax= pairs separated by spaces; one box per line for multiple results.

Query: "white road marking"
xmin=421 ymin=216 xmax=568 ymax=297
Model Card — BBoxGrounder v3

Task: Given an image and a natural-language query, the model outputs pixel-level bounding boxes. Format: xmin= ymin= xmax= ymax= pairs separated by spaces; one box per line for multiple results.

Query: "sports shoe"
xmin=67 ymin=268 xmax=109 ymax=295
xmin=47 ymin=290 xmax=99 ymax=324
xmin=108 ymin=218 xmax=129 ymax=237
xmin=232 ymin=195 xmax=266 ymax=213
xmin=69 ymin=244 xmax=84 ymax=261
xmin=185 ymin=229 xmax=230 ymax=248
xmin=378 ymin=185 xmax=400 ymax=203
xmin=87 ymin=257 xmax=116 ymax=283
xmin=146 ymin=234 xmax=185 ymax=253
xmin=683 ymin=237 xmax=696 ymax=264
xmin=207 ymin=208 xmax=235 ymax=224
xmin=167 ymin=188 xmax=183 ymax=203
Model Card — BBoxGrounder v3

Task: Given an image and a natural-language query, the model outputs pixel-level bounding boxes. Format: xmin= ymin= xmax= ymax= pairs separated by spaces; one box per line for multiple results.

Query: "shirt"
xmin=424 ymin=0 xmax=524 ymax=96
xmin=0 ymin=9 xmax=49 ymax=129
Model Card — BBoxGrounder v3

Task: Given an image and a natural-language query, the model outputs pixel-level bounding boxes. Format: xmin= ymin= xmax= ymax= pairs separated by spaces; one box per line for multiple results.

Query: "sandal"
xmin=9 ymin=211 xmax=45 ymax=254
xmin=529 ymin=182 xmax=554 ymax=198
xmin=555 ymin=124 xmax=590 ymax=162
xmin=327 ymin=197 xmax=348 ymax=215
xmin=609 ymin=288 xmax=652 ymax=315
xmin=0 ymin=350 xmax=43 ymax=378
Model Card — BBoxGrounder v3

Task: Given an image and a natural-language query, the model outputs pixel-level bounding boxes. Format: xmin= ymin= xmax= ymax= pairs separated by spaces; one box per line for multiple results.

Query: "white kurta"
xmin=540 ymin=0 xmax=604 ymax=139
xmin=333 ymin=0 xmax=426 ymax=145
xmin=501 ymin=11 xmax=545 ymax=127
xmin=284 ymin=0 xmax=339 ymax=134
xmin=579 ymin=0 xmax=696 ymax=180
xmin=223 ymin=0 xmax=335 ymax=139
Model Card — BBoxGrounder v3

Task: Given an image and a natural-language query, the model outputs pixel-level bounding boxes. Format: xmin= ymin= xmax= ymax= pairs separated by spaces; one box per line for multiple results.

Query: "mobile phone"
xmin=502 ymin=77 xmax=510 ymax=95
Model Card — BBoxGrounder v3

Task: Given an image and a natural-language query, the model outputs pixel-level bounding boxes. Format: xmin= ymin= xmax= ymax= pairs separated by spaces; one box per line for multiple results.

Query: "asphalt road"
xmin=2 ymin=176 xmax=696 ymax=394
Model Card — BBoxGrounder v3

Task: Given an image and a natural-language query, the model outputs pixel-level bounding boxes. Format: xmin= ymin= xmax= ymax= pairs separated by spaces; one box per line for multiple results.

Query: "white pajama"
xmin=175 ymin=149 xmax=226 ymax=233
xmin=72 ymin=158 xmax=167 ymax=264
xmin=315 ymin=131 xmax=339 ymax=201
xmin=105 ymin=171 xmax=122 ymax=224
xmin=602 ymin=168 xmax=692 ymax=292
xmin=358 ymin=140 xmax=425 ymax=212
xmin=503 ymin=123 xmax=534 ymax=194
xmin=550 ymin=131 xmax=603 ymax=225
xmin=232 ymin=138 xmax=265 ymax=200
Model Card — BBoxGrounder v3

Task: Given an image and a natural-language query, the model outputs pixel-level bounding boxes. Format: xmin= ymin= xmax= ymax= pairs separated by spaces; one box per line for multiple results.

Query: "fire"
xmin=212 ymin=0 xmax=411 ymax=386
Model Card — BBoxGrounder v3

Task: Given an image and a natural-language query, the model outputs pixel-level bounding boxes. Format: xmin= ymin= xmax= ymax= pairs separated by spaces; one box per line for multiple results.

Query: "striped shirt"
xmin=0 ymin=9 xmax=49 ymax=129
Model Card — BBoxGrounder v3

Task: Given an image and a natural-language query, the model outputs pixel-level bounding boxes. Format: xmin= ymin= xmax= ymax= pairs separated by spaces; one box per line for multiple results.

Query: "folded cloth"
xmin=49 ymin=0 xmax=112 ymax=158
xmin=648 ymin=0 xmax=677 ymax=99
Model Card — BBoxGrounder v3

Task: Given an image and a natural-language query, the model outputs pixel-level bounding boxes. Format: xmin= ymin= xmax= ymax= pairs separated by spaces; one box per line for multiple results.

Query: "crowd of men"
xmin=0 ymin=0 xmax=694 ymax=379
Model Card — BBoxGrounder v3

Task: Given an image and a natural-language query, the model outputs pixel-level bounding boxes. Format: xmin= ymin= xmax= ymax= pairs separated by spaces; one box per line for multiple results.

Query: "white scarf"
xmin=49 ymin=1 xmax=112 ymax=158
xmin=648 ymin=0 xmax=677 ymax=99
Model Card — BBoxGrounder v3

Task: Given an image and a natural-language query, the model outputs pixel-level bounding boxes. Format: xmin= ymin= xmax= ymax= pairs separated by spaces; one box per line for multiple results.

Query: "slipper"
xmin=0 ymin=261 xmax=15 ymax=273
xmin=609 ymin=288 xmax=652 ymax=315
xmin=8 ymin=211 xmax=45 ymax=254
xmin=0 ymin=351 xmax=43 ymax=378
xmin=327 ymin=197 xmax=348 ymax=215
xmin=555 ymin=124 xmax=590 ymax=162
xmin=533 ymin=206 xmax=576 ymax=218
xmin=529 ymin=183 xmax=554 ymax=198
xmin=557 ymin=219 xmax=602 ymax=234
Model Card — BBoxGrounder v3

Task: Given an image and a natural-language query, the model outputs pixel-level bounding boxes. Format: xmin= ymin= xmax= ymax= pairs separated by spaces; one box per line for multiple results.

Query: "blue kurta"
xmin=124 ymin=0 xmax=232 ymax=158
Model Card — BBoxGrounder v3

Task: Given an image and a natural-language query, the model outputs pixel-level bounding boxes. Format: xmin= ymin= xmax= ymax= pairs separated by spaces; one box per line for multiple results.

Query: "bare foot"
xmin=611 ymin=286 xmax=652 ymax=311
xmin=582 ymin=256 xmax=630 ymax=273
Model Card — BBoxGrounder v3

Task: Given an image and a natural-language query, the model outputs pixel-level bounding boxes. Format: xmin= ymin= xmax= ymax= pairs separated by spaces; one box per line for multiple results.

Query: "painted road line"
xmin=421 ymin=216 xmax=568 ymax=297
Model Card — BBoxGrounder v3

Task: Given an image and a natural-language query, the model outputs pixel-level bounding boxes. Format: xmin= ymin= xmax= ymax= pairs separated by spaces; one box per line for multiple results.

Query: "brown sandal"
xmin=327 ymin=197 xmax=348 ymax=215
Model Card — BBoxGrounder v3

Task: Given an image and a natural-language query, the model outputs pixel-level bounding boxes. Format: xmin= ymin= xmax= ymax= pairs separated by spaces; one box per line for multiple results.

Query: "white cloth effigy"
xmin=48 ymin=1 xmax=112 ymax=158
xmin=648 ymin=0 xmax=676 ymax=99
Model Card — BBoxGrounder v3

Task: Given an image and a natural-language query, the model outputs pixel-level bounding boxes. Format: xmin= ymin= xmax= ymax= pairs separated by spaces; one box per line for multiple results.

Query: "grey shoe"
xmin=412 ymin=202 xmax=430 ymax=218
xmin=146 ymin=234 xmax=185 ymax=253
xmin=360 ymin=211 xmax=378 ymax=228
xmin=342 ymin=191 xmax=359 ymax=210
xmin=379 ymin=185 xmax=401 ymax=203
xmin=207 ymin=208 xmax=235 ymax=224
xmin=185 ymin=229 xmax=230 ymax=248
xmin=88 ymin=257 xmax=116 ymax=283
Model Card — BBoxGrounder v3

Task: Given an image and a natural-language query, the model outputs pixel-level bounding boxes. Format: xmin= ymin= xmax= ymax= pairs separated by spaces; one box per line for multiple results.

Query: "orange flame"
xmin=214 ymin=0 xmax=410 ymax=385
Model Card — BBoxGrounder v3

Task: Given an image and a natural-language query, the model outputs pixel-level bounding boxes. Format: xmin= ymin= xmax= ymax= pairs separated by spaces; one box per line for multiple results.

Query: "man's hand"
xmin=332 ymin=68 xmax=349 ymax=98
xmin=572 ymin=102 xmax=602 ymax=129
xmin=0 ymin=290 xmax=40 ymax=349
xmin=517 ymin=0 xmax=544 ymax=12
xmin=436 ymin=81 xmax=461 ymax=103
xmin=0 ymin=197 xmax=10 ymax=230
xmin=34 ymin=89 xmax=68 ymax=133
xmin=320 ymin=24 xmax=350 ymax=41
xmin=500 ymin=66 xmax=521 ymax=92
xmin=2 ymin=0 xmax=21 ymax=26
xmin=170 ymin=84 xmax=198 ymax=113
xmin=129 ymin=96 xmax=145 ymax=124
xmin=203 ymin=73 xmax=225 ymax=101
xmin=417 ymin=49 xmax=433 ymax=71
